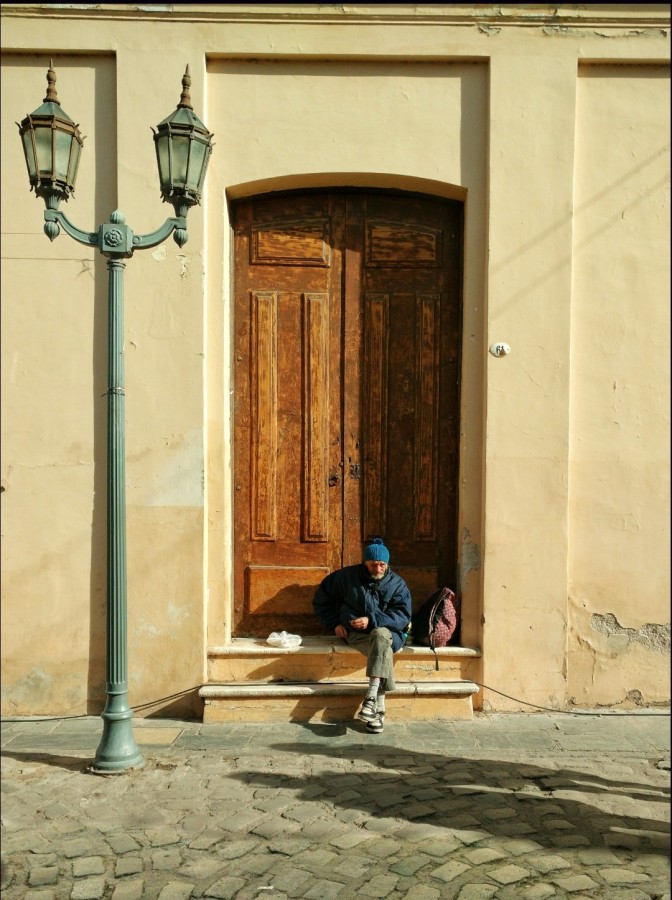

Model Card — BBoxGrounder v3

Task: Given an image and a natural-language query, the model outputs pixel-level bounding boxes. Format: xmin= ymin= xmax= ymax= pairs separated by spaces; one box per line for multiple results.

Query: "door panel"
xmin=355 ymin=193 xmax=462 ymax=605
xmin=233 ymin=191 xmax=462 ymax=636
xmin=233 ymin=194 xmax=345 ymax=636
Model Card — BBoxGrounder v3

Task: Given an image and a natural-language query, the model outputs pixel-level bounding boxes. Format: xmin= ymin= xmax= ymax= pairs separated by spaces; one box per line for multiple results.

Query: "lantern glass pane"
xmin=68 ymin=139 xmax=82 ymax=186
xmin=186 ymin=140 xmax=207 ymax=192
xmin=35 ymin=126 xmax=54 ymax=177
xmin=22 ymin=129 xmax=37 ymax=178
xmin=54 ymin=129 xmax=73 ymax=182
xmin=171 ymin=135 xmax=190 ymax=186
xmin=156 ymin=134 xmax=170 ymax=187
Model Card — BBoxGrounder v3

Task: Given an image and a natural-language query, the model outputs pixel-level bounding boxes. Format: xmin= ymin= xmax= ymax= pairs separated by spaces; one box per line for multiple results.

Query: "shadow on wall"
xmin=142 ymin=691 xmax=204 ymax=720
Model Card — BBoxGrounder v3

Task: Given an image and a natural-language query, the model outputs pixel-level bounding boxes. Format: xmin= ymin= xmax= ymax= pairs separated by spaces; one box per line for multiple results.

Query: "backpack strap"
xmin=428 ymin=594 xmax=445 ymax=670
xmin=428 ymin=632 xmax=440 ymax=671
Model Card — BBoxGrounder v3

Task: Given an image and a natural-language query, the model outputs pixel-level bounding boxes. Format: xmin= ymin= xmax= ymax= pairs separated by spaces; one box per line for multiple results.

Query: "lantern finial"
xmin=178 ymin=65 xmax=193 ymax=110
xmin=45 ymin=60 xmax=59 ymax=105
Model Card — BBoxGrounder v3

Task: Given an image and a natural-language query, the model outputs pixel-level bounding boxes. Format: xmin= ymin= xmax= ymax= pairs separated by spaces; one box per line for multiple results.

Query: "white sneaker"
xmin=357 ymin=697 xmax=378 ymax=722
xmin=366 ymin=711 xmax=385 ymax=733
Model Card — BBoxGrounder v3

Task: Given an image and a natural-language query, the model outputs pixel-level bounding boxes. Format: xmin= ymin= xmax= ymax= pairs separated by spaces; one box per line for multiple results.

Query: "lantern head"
xmin=17 ymin=61 xmax=84 ymax=210
xmin=152 ymin=66 xmax=213 ymax=218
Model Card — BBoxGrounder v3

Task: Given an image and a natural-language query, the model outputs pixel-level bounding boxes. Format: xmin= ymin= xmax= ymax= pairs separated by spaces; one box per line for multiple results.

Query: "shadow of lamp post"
xmin=17 ymin=62 xmax=213 ymax=774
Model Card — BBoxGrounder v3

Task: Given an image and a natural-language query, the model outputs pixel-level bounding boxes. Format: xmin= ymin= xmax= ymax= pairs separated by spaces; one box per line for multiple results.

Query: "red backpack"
xmin=411 ymin=587 xmax=460 ymax=669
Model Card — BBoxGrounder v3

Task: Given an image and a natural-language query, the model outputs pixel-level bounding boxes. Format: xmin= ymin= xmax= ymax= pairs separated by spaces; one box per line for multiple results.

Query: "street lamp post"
xmin=17 ymin=62 xmax=213 ymax=774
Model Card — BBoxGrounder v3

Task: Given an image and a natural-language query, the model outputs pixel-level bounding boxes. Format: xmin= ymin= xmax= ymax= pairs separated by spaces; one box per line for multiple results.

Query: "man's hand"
xmin=335 ymin=625 xmax=348 ymax=639
xmin=350 ymin=617 xmax=369 ymax=631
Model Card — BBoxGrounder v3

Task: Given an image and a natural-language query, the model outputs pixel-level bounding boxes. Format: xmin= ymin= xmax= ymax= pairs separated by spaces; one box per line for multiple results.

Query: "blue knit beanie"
xmin=364 ymin=538 xmax=390 ymax=564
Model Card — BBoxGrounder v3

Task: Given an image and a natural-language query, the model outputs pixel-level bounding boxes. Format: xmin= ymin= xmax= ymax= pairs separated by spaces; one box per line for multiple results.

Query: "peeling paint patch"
xmin=177 ymin=253 xmax=189 ymax=279
xmin=1 ymin=668 xmax=86 ymax=715
xmin=133 ymin=621 xmax=163 ymax=638
xmin=543 ymin=27 xmax=656 ymax=38
xmin=595 ymin=688 xmax=670 ymax=710
xmin=1 ymin=667 xmax=53 ymax=707
xmin=167 ymin=603 xmax=189 ymax=626
xmin=543 ymin=26 xmax=582 ymax=36
xmin=129 ymin=429 xmax=204 ymax=507
xmin=590 ymin=613 xmax=670 ymax=654
xmin=460 ymin=528 xmax=481 ymax=593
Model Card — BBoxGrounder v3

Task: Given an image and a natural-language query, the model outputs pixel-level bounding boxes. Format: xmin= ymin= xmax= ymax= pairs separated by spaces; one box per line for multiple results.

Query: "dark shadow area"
xmin=287 ymin=697 xmax=362 ymax=723
xmin=142 ymin=693 xmax=204 ymax=719
xmin=295 ymin=721 xmax=353 ymax=738
xmin=224 ymin=739 xmax=670 ymax=855
xmin=1 ymin=750 xmax=93 ymax=774
xmin=277 ymin=736 xmax=671 ymax=804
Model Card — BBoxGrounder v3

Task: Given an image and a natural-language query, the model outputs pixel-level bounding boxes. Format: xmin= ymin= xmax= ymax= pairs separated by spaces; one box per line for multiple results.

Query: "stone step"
xmin=202 ymin=638 xmax=481 ymax=722
xmin=200 ymin=679 xmax=480 ymax=723
xmin=207 ymin=636 xmax=480 ymax=684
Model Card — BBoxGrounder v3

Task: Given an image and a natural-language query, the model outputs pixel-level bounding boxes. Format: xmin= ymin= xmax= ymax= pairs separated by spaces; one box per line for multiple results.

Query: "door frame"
xmin=228 ymin=185 xmax=465 ymax=638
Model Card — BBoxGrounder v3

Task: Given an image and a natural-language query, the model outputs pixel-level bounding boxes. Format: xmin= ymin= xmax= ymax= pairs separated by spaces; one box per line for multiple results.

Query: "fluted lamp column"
xmin=17 ymin=62 xmax=213 ymax=773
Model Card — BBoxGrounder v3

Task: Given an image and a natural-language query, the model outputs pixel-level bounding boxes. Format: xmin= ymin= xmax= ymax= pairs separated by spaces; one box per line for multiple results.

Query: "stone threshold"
xmin=199 ymin=680 xmax=480 ymax=699
xmin=208 ymin=636 xmax=481 ymax=657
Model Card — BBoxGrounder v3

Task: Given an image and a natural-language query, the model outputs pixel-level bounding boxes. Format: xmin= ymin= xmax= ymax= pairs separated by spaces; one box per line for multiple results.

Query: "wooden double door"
xmin=233 ymin=190 xmax=462 ymax=636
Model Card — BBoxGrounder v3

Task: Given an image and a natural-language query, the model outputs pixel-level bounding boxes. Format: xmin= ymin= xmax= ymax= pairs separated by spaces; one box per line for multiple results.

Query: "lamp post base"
xmin=91 ymin=711 xmax=144 ymax=774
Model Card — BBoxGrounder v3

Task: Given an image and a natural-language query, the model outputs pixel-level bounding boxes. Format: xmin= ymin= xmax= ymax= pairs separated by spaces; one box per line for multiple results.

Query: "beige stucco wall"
xmin=1 ymin=47 xmax=209 ymax=717
xmin=1 ymin=4 xmax=669 ymax=717
xmin=567 ymin=64 xmax=671 ymax=706
xmin=1 ymin=55 xmax=118 ymax=714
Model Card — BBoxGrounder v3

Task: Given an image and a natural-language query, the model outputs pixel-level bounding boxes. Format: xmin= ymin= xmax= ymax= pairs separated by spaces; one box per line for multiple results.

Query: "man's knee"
xmin=370 ymin=626 xmax=406 ymax=654
xmin=370 ymin=627 xmax=393 ymax=646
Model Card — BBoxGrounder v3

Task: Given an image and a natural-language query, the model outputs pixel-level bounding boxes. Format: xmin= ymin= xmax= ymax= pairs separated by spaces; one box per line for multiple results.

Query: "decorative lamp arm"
xmin=43 ymin=209 xmax=189 ymax=256
xmin=132 ymin=216 xmax=188 ymax=250
xmin=44 ymin=208 xmax=98 ymax=247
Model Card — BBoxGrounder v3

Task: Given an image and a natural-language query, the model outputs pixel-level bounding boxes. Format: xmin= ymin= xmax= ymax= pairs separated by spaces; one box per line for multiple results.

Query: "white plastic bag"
xmin=266 ymin=631 xmax=302 ymax=648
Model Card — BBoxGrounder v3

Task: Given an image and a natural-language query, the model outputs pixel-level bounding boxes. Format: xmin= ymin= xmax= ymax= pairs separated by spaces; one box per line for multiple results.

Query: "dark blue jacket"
xmin=313 ymin=564 xmax=412 ymax=652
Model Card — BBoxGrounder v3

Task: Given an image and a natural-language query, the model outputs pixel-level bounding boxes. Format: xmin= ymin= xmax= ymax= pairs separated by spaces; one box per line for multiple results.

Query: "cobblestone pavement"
xmin=1 ymin=711 xmax=670 ymax=899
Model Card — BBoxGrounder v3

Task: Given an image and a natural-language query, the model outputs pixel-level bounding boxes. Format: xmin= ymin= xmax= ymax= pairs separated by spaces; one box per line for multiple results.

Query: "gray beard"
xmin=370 ymin=572 xmax=385 ymax=581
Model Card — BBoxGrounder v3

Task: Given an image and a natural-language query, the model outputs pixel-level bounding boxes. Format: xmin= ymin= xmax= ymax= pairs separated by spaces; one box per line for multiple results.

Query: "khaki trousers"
xmin=346 ymin=627 xmax=397 ymax=691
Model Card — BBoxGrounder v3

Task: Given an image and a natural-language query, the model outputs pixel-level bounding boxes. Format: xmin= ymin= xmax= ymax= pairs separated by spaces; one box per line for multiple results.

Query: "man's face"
xmin=364 ymin=560 xmax=388 ymax=581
